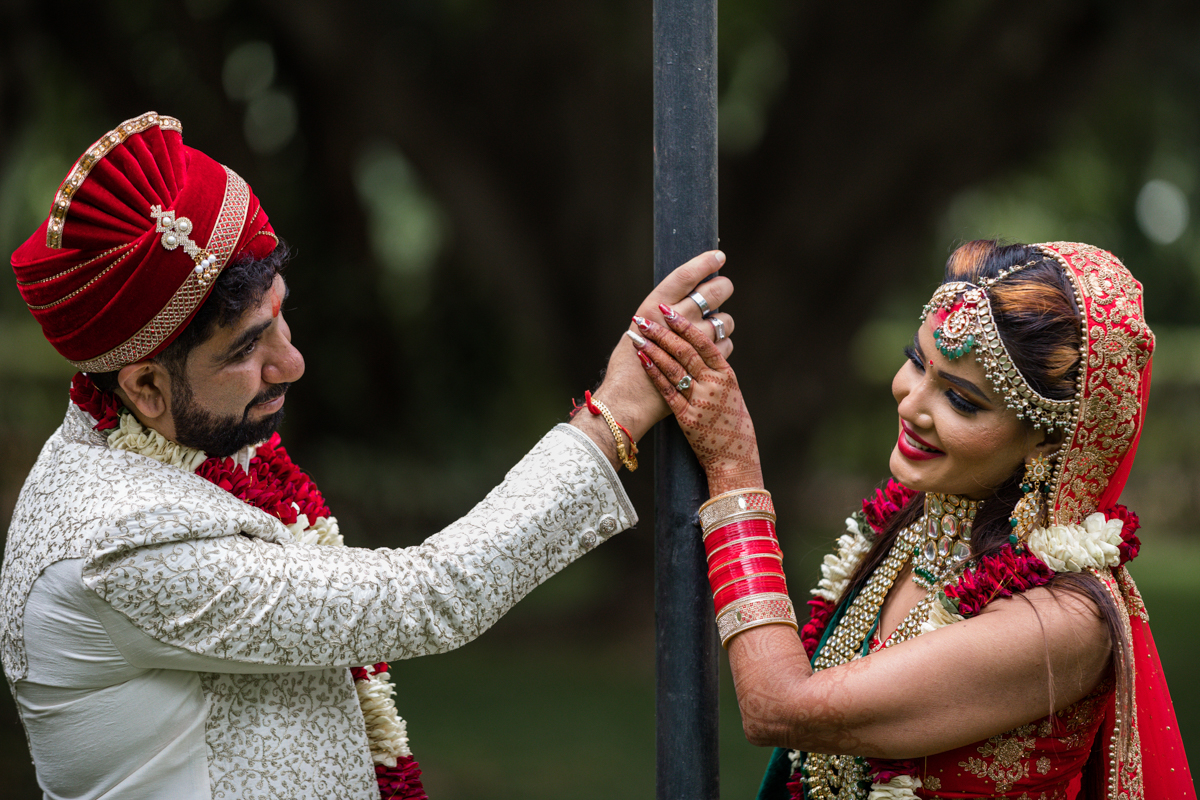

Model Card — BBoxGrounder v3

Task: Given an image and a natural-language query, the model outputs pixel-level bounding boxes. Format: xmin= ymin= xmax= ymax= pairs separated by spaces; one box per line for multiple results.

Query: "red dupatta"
xmin=1038 ymin=244 xmax=1193 ymax=800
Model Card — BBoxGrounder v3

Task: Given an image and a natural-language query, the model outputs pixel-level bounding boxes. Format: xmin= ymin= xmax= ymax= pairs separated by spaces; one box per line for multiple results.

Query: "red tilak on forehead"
xmin=933 ymin=303 xmax=959 ymax=326
xmin=270 ymin=286 xmax=281 ymax=318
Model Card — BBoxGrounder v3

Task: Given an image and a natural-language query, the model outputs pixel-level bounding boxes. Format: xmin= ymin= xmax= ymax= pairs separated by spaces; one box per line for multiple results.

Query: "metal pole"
xmin=653 ymin=0 xmax=719 ymax=798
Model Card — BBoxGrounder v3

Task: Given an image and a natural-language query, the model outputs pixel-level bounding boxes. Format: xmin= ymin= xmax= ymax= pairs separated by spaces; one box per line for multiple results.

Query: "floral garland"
xmin=69 ymin=373 xmax=428 ymax=800
xmin=799 ymin=481 xmax=917 ymax=658
xmin=792 ymin=478 xmax=1142 ymax=800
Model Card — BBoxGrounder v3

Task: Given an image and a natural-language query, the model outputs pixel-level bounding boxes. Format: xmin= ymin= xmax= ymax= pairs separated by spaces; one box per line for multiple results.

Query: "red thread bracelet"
xmin=572 ymin=389 xmax=638 ymax=471
xmin=574 ymin=390 xmax=637 ymax=451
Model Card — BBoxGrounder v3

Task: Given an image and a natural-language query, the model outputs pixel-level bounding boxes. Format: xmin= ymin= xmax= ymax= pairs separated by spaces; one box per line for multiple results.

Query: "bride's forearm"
xmin=705 ymin=462 xmax=766 ymax=495
xmin=700 ymin=465 xmax=768 ymax=496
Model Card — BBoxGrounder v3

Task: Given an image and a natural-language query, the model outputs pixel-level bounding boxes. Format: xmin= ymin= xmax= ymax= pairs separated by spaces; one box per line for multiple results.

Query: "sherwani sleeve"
xmin=80 ymin=424 xmax=636 ymax=668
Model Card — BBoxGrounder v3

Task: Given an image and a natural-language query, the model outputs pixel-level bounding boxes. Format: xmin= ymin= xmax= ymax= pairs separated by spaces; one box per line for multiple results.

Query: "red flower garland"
xmin=800 ymin=480 xmax=916 ymax=657
xmin=861 ymin=480 xmax=918 ymax=534
xmin=1103 ymin=504 xmax=1141 ymax=566
xmin=942 ymin=546 xmax=1055 ymax=617
xmin=194 ymin=432 xmax=331 ymax=526
xmin=800 ymin=599 xmax=835 ymax=658
xmin=70 ymin=372 xmax=123 ymax=432
xmin=71 ymin=374 xmax=427 ymax=800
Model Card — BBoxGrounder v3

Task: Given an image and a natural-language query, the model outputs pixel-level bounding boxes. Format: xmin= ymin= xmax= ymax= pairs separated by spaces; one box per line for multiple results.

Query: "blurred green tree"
xmin=1 ymin=1 xmax=1198 ymax=797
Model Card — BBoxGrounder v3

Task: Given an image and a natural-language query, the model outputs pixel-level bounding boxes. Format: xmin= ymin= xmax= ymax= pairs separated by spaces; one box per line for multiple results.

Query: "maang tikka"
xmin=920 ymin=260 xmax=1075 ymax=432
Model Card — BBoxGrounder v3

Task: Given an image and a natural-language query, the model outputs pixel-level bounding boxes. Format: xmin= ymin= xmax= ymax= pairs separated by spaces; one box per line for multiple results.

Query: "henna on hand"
xmin=634 ymin=309 xmax=764 ymax=494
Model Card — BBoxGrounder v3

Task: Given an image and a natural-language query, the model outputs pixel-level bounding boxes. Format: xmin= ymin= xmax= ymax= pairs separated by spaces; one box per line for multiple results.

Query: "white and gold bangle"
xmin=716 ymin=593 xmax=797 ymax=648
xmin=699 ymin=488 xmax=775 ymax=536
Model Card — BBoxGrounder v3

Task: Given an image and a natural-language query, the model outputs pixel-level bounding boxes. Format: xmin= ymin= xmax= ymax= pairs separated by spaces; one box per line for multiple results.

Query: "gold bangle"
xmin=716 ymin=594 xmax=797 ymax=648
xmin=589 ymin=397 xmax=638 ymax=472
xmin=700 ymin=511 xmax=778 ymax=540
xmin=699 ymin=489 xmax=775 ymax=535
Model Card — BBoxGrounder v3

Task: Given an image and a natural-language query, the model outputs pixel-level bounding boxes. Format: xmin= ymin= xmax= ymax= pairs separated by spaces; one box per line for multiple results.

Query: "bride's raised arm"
xmin=630 ymin=241 xmax=1190 ymax=800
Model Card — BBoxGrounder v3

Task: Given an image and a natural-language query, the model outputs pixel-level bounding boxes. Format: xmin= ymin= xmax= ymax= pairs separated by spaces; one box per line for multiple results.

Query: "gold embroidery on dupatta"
xmin=1092 ymin=567 xmax=1146 ymax=800
xmin=1037 ymin=243 xmax=1154 ymax=528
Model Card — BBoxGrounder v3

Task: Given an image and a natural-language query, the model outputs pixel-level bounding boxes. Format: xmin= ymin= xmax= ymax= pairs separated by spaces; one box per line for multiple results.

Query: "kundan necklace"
xmin=804 ymin=492 xmax=979 ymax=800
xmin=811 ymin=492 xmax=978 ymax=670
xmin=69 ymin=374 xmax=429 ymax=800
xmin=911 ymin=492 xmax=978 ymax=588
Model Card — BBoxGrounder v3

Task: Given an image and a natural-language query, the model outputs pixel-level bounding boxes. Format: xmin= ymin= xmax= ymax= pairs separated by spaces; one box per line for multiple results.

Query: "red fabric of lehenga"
xmin=915 ymin=683 xmax=1109 ymax=799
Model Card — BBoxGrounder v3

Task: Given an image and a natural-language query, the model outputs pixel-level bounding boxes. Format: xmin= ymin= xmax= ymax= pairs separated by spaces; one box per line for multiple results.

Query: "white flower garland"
xmin=919 ymin=594 xmax=965 ymax=634
xmin=869 ymin=774 xmax=923 ymax=799
xmin=811 ymin=517 xmax=873 ymax=604
xmin=108 ymin=411 xmax=210 ymax=472
xmin=1026 ymin=512 xmax=1123 ymax=573
xmin=102 ymin=410 xmax=409 ymax=767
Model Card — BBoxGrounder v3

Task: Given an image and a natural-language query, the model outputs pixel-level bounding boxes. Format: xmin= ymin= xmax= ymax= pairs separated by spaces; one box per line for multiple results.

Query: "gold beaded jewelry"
xmin=805 ymin=494 xmax=977 ymax=797
xmin=1009 ymin=454 xmax=1052 ymax=547
xmin=586 ymin=395 xmax=638 ymax=472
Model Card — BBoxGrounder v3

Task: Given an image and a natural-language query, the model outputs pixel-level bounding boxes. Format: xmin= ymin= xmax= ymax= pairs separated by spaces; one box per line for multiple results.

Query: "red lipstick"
xmin=896 ymin=422 xmax=944 ymax=461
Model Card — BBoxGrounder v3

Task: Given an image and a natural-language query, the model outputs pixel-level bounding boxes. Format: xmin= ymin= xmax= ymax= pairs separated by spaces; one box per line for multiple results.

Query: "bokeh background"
xmin=2 ymin=1 xmax=1200 ymax=797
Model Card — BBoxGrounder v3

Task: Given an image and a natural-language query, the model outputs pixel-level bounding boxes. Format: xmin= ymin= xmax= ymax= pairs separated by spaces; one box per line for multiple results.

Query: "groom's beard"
xmin=171 ymin=380 xmax=290 ymax=458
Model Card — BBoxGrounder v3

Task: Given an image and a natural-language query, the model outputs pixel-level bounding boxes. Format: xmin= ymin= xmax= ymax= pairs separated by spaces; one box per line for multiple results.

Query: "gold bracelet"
xmin=698 ymin=488 xmax=775 ymax=535
xmin=589 ymin=396 xmax=638 ymax=472
xmin=716 ymin=594 xmax=797 ymax=648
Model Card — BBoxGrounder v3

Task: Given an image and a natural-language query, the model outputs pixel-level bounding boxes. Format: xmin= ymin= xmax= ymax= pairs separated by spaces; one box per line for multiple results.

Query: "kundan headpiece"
xmin=920 ymin=242 xmax=1154 ymax=528
xmin=11 ymin=111 xmax=278 ymax=371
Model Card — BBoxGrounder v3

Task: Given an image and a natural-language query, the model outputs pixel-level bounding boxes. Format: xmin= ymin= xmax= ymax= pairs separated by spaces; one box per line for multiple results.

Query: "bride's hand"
xmin=633 ymin=304 xmax=764 ymax=494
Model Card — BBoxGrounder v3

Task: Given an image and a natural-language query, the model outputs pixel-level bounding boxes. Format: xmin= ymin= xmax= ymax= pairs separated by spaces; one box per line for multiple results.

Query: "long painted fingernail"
xmin=625 ymin=330 xmax=646 ymax=348
xmin=658 ymin=303 xmax=678 ymax=320
xmin=633 ymin=315 xmax=651 ymax=332
xmin=637 ymin=350 xmax=653 ymax=368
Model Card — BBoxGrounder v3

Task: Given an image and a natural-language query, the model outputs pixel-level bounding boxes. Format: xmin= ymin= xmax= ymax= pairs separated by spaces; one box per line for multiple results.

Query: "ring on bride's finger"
xmin=688 ymin=291 xmax=713 ymax=318
xmin=676 ymin=374 xmax=694 ymax=391
xmin=711 ymin=316 xmax=726 ymax=342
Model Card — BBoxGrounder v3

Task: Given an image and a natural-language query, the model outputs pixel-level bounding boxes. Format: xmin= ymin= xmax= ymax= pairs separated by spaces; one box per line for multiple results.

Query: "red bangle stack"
xmin=697 ymin=489 xmax=797 ymax=647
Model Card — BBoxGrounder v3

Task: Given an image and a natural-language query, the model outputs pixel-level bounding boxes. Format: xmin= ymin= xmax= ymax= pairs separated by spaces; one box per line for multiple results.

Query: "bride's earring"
xmin=1009 ymin=454 xmax=1053 ymax=549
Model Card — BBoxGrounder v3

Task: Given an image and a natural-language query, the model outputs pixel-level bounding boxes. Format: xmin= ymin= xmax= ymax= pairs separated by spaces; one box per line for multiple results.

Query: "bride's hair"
xmin=944 ymin=240 xmax=1081 ymax=402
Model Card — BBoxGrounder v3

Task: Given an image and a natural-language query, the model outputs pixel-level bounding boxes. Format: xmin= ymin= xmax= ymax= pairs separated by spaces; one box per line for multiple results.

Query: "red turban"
xmin=11 ymin=112 xmax=278 ymax=371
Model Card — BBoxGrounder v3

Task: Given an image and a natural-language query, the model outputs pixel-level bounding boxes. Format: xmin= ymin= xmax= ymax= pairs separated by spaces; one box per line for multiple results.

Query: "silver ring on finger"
xmin=688 ymin=291 xmax=713 ymax=318
xmin=711 ymin=316 xmax=727 ymax=342
xmin=676 ymin=374 xmax=694 ymax=392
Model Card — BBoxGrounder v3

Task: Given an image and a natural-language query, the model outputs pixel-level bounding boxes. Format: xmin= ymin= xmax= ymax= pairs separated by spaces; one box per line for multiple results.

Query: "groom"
xmin=3 ymin=112 xmax=732 ymax=799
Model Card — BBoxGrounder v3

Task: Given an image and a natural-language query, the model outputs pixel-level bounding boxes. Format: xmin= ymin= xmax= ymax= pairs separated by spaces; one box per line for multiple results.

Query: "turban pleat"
xmin=11 ymin=112 xmax=277 ymax=370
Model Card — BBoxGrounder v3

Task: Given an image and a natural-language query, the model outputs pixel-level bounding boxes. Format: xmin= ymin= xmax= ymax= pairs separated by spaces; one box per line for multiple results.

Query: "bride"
xmin=629 ymin=241 xmax=1193 ymax=799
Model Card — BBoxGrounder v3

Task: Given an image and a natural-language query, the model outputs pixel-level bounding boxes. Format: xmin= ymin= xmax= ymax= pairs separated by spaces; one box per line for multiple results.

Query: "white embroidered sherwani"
xmin=1 ymin=405 xmax=636 ymax=800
